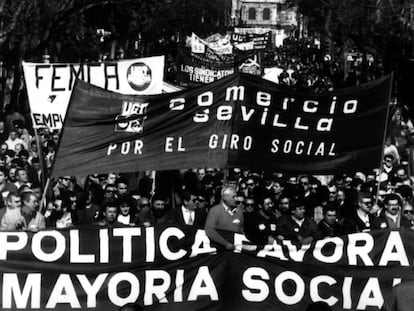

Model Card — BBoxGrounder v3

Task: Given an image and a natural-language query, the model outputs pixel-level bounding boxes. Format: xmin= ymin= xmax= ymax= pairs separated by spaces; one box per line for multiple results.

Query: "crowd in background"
xmin=265 ymin=37 xmax=386 ymax=92
xmin=0 ymin=97 xmax=412 ymax=248
xmin=0 ymin=35 xmax=411 ymax=250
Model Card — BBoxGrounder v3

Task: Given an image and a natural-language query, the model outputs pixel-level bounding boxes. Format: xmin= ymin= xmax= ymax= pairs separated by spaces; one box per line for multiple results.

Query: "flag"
xmin=52 ymin=73 xmax=392 ymax=177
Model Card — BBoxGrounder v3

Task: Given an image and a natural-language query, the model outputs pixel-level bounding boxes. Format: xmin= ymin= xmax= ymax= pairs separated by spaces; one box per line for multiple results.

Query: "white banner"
xmin=190 ymin=33 xmax=206 ymax=54
xmin=23 ymin=56 xmax=165 ymax=129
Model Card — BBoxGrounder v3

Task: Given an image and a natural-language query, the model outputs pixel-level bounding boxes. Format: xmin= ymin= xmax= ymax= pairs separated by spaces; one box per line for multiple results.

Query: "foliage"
xmin=0 ymin=0 xmax=227 ymax=109
xmin=291 ymin=0 xmax=413 ymax=71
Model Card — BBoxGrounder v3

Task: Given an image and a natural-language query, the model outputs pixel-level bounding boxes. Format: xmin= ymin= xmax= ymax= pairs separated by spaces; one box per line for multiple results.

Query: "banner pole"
xmin=375 ymin=73 xmax=394 ymax=204
xmin=22 ymin=72 xmax=49 ymax=212
xmin=40 ymin=177 xmax=51 ymax=214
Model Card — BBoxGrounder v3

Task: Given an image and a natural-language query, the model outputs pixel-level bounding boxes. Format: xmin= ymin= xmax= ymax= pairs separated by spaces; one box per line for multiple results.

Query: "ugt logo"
xmin=115 ymin=101 xmax=148 ymax=133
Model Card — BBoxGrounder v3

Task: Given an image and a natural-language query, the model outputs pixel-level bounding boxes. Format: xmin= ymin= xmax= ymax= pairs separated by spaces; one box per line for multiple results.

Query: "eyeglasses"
xmin=106 ymin=189 xmax=116 ymax=193
xmin=236 ymin=200 xmax=244 ymax=204
xmin=245 ymin=203 xmax=255 ymax=207
xmin=404 ymin=210 xmax=414 ymax=214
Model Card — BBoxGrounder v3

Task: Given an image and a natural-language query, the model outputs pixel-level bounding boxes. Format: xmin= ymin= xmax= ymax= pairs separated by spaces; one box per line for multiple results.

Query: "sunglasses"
xmin=245 ymin=203 xmax=255 ymax=207
xmin=140 ymin=203 xmax=149 ymax=207
xmin=403 ymin=210 xmax=413 ymax=214
xmin=236 ymin=200 xmax=244 ymax=204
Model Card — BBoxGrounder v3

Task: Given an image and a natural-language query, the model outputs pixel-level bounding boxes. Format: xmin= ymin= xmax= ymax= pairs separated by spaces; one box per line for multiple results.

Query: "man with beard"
xmin=275 ymin=194 xmax=291 ymax=219
xmin=244 ymin=195 xmax=277 ymax=245
xmin=151 ymin=195 xmax=174 ymax=225
xmin=371 ymin=193 xmax=412 ymax=229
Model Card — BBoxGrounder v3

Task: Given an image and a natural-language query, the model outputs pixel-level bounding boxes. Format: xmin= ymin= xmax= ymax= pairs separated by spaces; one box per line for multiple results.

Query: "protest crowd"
xmin=0 ymin=35 xmax=410 ymax=243
xmin=0 ymin=30 xmax=411 ymax=311
xmin=0 ymin=88 xmax=412 ymax=248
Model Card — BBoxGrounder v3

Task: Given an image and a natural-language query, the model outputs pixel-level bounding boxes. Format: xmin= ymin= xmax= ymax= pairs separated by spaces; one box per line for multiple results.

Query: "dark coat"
xmin=276 ymin=215 xmax=317 ymax=244
xmin=172 ymin=206 xmax=207 ymax=229
xmin=342 ymin=209 xmax=373 ymax=234
xmin=371 ymin=211 xmax=413 ymax=230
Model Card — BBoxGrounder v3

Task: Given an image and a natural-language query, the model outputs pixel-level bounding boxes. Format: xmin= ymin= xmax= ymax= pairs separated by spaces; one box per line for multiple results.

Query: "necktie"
xmin=188 ymin=212 xmax=194 ymax=225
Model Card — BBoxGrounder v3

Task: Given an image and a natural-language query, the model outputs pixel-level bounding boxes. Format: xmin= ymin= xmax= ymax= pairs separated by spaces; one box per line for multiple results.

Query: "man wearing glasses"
xmin=173 ymin=190 xmax=207 ymax=228
xmin=372 ymin=193 xmax=412 ymax=230
xmin=134 ymin=197 xmax=153 ymax=227
xmin=401 ymin=203 xmax=414 ymax=228
xmin=342 ymin=192 xmax=374 ymax=234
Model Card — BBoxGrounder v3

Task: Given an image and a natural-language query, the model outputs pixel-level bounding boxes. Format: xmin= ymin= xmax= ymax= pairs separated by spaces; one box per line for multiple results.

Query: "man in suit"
xmin=342 ymin=191 xmax=374 ymax=234
xmin=173 ymin=190 xmax=207 ymax=228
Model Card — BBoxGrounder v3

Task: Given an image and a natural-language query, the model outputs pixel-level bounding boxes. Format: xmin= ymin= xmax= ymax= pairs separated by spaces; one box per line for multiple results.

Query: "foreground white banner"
xmin=23 ymin=56 xmax=165 ymax=129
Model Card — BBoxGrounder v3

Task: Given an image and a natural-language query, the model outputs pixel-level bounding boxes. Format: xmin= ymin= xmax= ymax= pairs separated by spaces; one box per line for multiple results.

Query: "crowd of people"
xmin=0 ymin=103 xmax=412 ymax=250
xmin=267 ymin=37 xmax=385 ymax=92
xmin=0 ymin=34 xmax=410 ymax=254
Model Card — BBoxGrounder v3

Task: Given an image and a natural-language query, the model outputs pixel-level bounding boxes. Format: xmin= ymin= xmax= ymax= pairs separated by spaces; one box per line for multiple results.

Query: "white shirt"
xmin=117 ymin=214 xmax=131 ymax=225
xmin=181 ymin=206 xmax=195 ymax=225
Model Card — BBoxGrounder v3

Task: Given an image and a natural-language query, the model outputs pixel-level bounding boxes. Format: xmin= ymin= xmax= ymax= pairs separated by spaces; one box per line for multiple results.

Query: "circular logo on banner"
xmin=126 ymin=62 xmax=152 ymax=91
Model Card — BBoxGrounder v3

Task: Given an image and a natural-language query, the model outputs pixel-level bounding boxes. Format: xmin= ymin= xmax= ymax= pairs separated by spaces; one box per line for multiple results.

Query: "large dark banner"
xmin=176 ymin=48 xmax=235 ymax=86
xmin=52 ymin=73 xmax=391 ymax=178
xmin=0 ymin=226 xmax=413 ymax=310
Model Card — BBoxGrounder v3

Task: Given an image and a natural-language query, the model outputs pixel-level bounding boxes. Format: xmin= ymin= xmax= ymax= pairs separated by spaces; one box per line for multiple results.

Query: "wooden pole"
xmin=375 ymin=73 xmax=394 ymax=204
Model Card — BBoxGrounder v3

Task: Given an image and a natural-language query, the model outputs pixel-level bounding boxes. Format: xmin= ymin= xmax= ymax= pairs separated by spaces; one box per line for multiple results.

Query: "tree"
xmin=291 ymin=0 xmax=413 ymax=79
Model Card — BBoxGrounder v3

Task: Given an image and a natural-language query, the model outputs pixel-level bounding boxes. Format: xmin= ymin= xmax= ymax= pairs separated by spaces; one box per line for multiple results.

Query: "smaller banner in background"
xmin=23 ymin=56 xmax=165 ymax=130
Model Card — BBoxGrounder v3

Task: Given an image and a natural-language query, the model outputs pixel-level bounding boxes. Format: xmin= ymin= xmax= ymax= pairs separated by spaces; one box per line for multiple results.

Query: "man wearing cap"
xmin=275 ymin=197 xmax=317 ymax=245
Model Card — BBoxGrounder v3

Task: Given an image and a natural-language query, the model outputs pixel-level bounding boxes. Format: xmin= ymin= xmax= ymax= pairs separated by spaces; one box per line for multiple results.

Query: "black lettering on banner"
xmin=32 ymin=113 xmax=64 ymax=128
xmin=51 ymin=64 xmax=67 ymax=92
xmin=104 ymin=63 xmax=120 ymax=90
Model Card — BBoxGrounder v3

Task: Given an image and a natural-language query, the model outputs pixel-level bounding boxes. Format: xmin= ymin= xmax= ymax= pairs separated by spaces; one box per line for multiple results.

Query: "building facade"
xmin=231 ymin=0 xmax=297 ymax=30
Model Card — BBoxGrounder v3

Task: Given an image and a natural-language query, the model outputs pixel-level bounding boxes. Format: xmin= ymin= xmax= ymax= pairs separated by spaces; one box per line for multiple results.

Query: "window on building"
xmin=263 ymin=8 xmax=270 ymax=20
xmin=248 ymin=8 xmax=256 ymax=20
xmin=277 ymin=3 xmax=282 ymax=12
